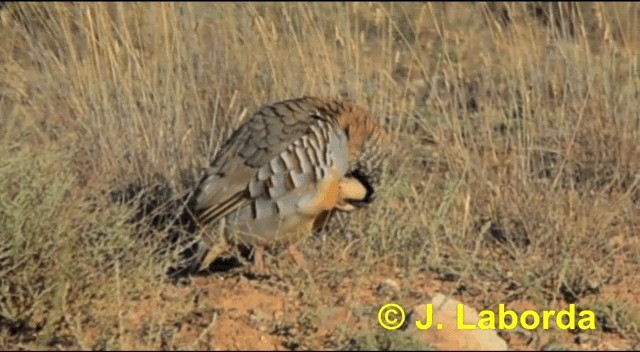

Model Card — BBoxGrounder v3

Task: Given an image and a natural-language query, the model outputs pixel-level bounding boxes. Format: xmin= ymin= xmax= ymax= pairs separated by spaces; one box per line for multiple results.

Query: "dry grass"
xmin=1 ymin=2 xmax=639 ymax=350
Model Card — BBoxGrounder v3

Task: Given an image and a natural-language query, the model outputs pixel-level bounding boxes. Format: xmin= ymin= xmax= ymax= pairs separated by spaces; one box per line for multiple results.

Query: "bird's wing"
xmin=193 ymin=97 xmax=346 ymax=226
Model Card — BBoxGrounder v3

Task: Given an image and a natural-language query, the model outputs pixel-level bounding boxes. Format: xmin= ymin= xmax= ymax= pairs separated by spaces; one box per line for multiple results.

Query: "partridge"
xmin=191 ymin=96 xmax=387 ymax=272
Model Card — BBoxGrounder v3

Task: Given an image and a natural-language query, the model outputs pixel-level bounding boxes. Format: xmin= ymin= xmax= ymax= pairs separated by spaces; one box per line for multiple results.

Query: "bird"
xmin=188 ymin=96 xmax=388 ymax=273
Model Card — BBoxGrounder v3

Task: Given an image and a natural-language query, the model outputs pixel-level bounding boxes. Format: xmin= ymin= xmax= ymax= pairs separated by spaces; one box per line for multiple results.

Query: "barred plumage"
xmin=190 ymin=96 xmax=387 ymax=272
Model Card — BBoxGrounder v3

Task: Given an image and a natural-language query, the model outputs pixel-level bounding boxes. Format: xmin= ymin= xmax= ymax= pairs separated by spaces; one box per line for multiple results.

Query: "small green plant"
xmin=0 ymin=149 xmax=160 ymax=346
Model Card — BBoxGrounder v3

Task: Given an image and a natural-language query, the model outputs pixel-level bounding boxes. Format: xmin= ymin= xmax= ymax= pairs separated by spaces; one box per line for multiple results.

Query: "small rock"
xmin=408 ymin=293 xmax=508 ymax=351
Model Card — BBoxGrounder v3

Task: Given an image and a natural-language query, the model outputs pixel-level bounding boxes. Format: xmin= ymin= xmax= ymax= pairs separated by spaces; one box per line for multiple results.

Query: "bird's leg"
xmin=197 ymin=219 xmax=231 ymax=272
xmin=288 ymin=245 xmax=309 ymax=271
xmin=252 ymin=245 xmax=265 ymax=273
xmin=198 ymin=236 xmax=229 ymax=272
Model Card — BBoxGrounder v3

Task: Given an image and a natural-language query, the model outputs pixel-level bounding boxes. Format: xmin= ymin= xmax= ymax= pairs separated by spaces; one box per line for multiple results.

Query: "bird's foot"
xmin=287 ymin=245 xmax=310 ymax=272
